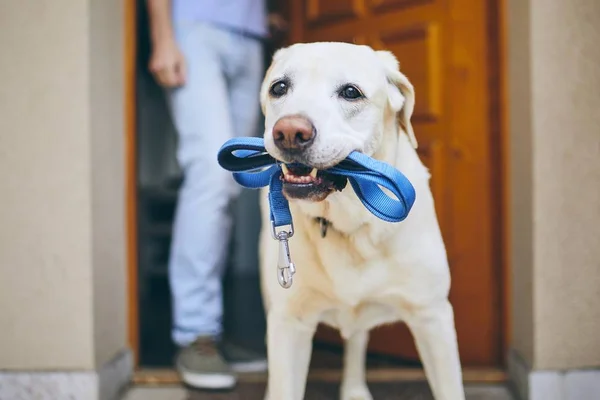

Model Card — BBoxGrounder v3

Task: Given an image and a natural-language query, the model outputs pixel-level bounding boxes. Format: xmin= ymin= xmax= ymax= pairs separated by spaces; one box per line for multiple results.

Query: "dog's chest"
xmin=320 ymin=252 xmax=412 ymax=338
xmin=325 ymin=258 xmax=390 ymax=304
xmin=308 ymin=224 xmax=395 ymax=295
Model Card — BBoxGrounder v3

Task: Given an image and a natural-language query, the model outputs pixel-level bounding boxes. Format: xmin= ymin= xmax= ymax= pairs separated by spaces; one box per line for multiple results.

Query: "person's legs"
xmin=225 ymin=35 xmax=264 ymax=140
xmin=166 ymin=22 xmax=238 ymax=389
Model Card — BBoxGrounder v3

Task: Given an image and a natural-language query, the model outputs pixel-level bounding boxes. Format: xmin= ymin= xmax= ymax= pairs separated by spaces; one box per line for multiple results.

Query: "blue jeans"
xmin=166 ymin=22 xmax=263 ymax=346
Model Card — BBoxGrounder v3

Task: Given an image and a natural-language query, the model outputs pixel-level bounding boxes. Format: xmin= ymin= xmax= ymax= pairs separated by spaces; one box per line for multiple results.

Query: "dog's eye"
xmin=339 ymin=85 xmax=364 ymax=100
xmin=269 ymin=80 xmax=289 ymax=97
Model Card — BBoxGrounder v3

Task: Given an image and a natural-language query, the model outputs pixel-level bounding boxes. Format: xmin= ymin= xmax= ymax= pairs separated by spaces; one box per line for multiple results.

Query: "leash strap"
xmin=328 ymin=152 xmax=415 ymax=223
xmin=217 ymin=137 xmax=416 ymax=227
xmin=216 ymin=138 xmax=293 ymax=227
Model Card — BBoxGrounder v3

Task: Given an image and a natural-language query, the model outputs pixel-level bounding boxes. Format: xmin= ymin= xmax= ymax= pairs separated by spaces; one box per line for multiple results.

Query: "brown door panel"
xmin=286 ymin=0 xmax=501 ymax=366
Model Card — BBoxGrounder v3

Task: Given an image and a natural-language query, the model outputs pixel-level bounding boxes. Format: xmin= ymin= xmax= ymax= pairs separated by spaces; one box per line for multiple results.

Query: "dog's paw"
xmin=340 ymin=384 xmax=373 ymax=400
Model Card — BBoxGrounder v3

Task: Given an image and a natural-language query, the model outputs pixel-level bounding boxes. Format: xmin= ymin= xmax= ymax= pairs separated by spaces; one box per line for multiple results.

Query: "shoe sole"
xmin=179 ymin=368 xmax=236 ymax=390
xmin=229 ymin=359 xmax=268 ymax=373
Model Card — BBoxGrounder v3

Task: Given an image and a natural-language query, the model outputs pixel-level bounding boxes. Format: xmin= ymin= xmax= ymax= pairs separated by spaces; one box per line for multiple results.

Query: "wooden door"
xmin=286 ymin=0 xmax=503 ymax=366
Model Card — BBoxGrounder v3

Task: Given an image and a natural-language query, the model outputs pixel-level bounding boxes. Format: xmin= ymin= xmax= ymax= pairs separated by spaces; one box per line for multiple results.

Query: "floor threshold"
xmin=132 ymin=367 xmax=506 ymax=385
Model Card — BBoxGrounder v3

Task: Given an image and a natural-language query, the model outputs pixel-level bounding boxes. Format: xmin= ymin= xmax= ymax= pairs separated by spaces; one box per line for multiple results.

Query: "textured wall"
xmin=509 ymin=0 xmax=600 ymax=370
xmin=530 ymin=0 xmax=600 ymax=370
xmin=0 ymin=1 xmax=94 ymax=370
xmin=0 ymin=0 xmax=126 ymax=370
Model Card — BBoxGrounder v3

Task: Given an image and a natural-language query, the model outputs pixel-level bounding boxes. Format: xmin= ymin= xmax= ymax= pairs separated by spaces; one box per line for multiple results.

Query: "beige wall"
xmin=0 ymin=0 xmax=126 ymax=370
xmin=508 ymin=0 xmax=600 ymax=371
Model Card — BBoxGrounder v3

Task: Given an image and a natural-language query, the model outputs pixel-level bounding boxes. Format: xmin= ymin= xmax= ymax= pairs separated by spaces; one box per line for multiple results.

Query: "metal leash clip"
xmin=271 ymin=221 xmax=295 ymax=289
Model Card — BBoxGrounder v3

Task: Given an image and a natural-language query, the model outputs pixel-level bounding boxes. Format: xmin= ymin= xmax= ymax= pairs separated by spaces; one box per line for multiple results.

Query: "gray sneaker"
xmin=175 ymin=336 xmax=236 ymax=390
xmin=219 ymin=341 xmax=268 ymax=373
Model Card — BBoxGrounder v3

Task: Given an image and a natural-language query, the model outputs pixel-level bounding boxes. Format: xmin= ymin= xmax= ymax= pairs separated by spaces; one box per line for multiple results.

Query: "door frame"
xmin=495 ymin=0 xmax=511 ymax=362
xmin=124 ymin=0 xmax=511 ymax=370
xmin=125 ymin=0 xmax=139 ymax=366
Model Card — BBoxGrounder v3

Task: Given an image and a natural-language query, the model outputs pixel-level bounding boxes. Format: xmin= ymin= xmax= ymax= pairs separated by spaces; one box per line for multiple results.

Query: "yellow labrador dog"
xmin=258 ymin=42 xmax=464 ymax=400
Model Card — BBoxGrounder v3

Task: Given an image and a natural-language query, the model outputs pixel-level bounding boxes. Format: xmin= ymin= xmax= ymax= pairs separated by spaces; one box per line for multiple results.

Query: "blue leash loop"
xmin=217 ymin=137 xmax=416 ymax=228
xmin=217 ymin=137 xmax=416 ymax=289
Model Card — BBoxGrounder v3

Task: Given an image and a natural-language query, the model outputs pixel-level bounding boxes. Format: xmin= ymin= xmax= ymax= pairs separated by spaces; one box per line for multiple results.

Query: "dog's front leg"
xmin=406 ymin=300 xmax=465 ymax=400
xmin=341 ymin=330 xmax=372 ymax=400
xmin=265 ymin=309 xmax=316 ymax=400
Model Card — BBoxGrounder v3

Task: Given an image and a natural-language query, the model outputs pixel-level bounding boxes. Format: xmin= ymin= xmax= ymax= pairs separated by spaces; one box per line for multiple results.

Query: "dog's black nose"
xmin=273 ymin=115 xmax=316 ymax=151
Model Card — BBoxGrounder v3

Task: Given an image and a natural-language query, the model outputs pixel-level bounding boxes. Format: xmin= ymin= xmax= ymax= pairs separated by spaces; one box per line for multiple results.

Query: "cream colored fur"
xmin=258 ymin=42 xmax=465 ymax=400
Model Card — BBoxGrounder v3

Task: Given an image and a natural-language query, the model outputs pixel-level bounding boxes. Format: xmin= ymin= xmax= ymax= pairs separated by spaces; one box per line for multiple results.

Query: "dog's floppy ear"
xmin=376 ymin=50 xmax=417 ymax=148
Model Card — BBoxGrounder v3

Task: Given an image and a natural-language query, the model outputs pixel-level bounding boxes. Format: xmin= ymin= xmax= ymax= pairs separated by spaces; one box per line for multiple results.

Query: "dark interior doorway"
xmin=133 ymin=0 xmax=282 ymax=367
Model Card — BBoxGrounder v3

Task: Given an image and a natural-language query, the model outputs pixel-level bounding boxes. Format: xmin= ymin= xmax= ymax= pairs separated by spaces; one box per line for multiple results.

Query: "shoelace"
xmin=216 ymin=137 xmax=417 ymax=288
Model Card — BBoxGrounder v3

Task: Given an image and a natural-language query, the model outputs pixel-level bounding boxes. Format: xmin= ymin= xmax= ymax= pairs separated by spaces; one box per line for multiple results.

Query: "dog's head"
xmin=260 ymin=42 xmax=416 ymax=202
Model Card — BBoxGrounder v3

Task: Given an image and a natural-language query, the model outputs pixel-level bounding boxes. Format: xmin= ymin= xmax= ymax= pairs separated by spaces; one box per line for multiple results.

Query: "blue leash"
xmin=217 ymin=137 xmax=417 ymax=288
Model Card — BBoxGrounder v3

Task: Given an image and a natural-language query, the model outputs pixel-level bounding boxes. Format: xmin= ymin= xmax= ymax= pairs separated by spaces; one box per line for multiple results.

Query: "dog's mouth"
xmin=280 ymin=163 xmax=347 ymax=202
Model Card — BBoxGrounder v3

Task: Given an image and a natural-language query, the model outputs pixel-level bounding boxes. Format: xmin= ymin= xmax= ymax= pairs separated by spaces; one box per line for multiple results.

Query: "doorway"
xmin=126 ymin=0 xmax=507 ymax=372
